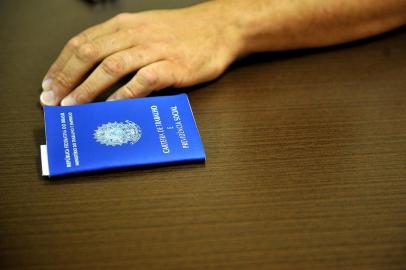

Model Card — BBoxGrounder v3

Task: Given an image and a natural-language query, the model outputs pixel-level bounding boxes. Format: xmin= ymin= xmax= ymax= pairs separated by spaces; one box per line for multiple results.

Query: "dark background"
xmin=0 ymin=0 xmax=405 ymax=269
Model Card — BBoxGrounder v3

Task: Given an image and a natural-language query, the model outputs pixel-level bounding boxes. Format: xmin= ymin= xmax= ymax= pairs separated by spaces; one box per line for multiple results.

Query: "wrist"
xmin=186 ymin=1 xmax=248 ymax=61
xmin=195 ymin=0 xmax=276 ymax=57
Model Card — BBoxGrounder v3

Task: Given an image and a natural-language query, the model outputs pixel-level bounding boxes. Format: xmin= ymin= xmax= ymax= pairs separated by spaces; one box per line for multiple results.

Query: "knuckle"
xmin=101 ymin=56 xmax=126 ymax=77
xmin=69 ymin=92 xmax=83 ymax=103
xmin=77 ymin=83 xmax=93 ymax=98
xmin=125 ymin=27 xmax=136 ymax=35
xmin=48 ymin=63 xmax=60 ymax=74
xmin=134 ymin=23 xmax=149 ymax=34
xmin=131 ymin=51 xmax=145 ymax=63
xmin=73 ymin=86 xmax=91 ymax=103
xmin=136 ymin=68 xmax=157 ymax=87
xmin=168 ymin=64 xmax=185 ymax=87
xmin=67 ymin=35 xmax=86 ymax=50
xmin=76 ymin=43 xmax=99 ymax=62
xmin=134 ymin=44 xmax=152 ymax=58
xmin=114 ymin=13 xmax=131 ymax=24
xmin=123 ymin=83 xmax=140 ymax=98
xmin=170 ymin=71 xmax=181 ymax=87
xmin=54 ymin=72 xmax=74 ymax=89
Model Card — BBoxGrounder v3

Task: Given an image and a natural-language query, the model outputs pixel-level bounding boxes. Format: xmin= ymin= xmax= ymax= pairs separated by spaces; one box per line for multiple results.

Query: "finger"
xmin=40 ymin=29 xmax=139 ymax=106
xmin=60 ymin=46 xmax=163 ymax=105
xmin=107 ymin=61 xmax=177 ymax=101
xmin=42 ymin=15 xmax=124 ymax=86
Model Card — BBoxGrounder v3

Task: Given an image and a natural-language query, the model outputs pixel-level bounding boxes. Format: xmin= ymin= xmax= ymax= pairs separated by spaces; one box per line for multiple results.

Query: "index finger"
xmin=42 ymin=15 xmax=122 ymax=90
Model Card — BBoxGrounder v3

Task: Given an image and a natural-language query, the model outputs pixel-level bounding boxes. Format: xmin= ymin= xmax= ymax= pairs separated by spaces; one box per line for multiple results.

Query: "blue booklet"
xmin=40 ymin=94 xmax=205 ymax=177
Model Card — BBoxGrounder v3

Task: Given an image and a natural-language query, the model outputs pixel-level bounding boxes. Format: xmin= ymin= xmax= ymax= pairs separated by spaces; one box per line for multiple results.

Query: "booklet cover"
xmin=40 ymin=94 xmax=205 ymax=177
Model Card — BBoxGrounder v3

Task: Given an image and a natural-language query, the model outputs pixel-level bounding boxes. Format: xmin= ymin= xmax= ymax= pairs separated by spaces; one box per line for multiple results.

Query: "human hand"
xmin=40 ymin=2 xmax=243 ymax=106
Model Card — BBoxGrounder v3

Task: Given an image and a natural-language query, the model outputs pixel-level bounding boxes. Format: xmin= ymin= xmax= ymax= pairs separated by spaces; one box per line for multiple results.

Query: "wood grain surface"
xmin=0 ymin=1 xmax=405 ymax=269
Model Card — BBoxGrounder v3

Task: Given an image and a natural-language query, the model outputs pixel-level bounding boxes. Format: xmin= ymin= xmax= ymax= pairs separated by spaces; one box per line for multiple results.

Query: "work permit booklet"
xmin=40 ymin=94 xmax=205 ymax=177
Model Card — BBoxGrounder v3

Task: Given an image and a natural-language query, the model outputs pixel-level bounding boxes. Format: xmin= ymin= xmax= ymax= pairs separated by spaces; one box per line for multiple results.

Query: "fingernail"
xmin=61 ymin=96 xmax=76 ymax=106
xmin=40 ymin=91 xmax=56 ymax=105
xmin=42 ymin=78 xmax=53 ymax=91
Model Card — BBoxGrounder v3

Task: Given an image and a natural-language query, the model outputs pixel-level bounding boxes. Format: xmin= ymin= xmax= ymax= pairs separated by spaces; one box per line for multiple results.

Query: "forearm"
xmin=202 ymin=0 xmax=406 ymax=55
xmin=40 ymin=0 xmax=406 ymax=105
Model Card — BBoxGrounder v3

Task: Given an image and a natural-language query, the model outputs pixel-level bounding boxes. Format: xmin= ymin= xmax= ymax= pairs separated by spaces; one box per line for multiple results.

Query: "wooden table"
xmin=0 ymin=1 xmax=405 ymax=269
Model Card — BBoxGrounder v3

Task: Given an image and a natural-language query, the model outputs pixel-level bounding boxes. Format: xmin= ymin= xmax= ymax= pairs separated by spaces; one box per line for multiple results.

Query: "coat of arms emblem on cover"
xmin=94 ymin=120 xmax=142 ymax=146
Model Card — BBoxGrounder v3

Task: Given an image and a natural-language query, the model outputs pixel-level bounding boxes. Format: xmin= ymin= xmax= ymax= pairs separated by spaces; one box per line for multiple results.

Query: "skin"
xmin=40 ymin=0 xmax=406 ymax=106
